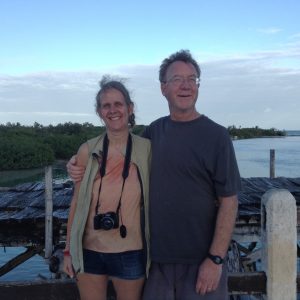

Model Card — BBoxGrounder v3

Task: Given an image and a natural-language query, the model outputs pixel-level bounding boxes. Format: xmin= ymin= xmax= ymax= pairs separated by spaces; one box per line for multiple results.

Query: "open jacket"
xmin=70 ymin=132 xmax=151 ymax=275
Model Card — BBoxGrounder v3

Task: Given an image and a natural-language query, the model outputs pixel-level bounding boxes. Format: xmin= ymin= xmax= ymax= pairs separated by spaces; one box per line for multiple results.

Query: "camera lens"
xmin=102 ymin=216 xmax=114 ymax=230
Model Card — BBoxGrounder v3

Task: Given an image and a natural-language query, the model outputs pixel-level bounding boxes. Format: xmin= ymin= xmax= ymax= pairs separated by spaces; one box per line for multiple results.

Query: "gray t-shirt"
xmin=143 ymin=115 xmax=241 ymax=264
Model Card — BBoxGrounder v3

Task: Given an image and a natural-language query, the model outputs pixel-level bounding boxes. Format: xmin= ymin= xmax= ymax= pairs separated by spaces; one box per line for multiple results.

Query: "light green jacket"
xmin=70 ymin=133 xmax=151 ymax=275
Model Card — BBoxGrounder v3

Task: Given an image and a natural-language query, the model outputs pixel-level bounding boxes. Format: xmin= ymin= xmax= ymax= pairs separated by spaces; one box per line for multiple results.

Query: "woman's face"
xmin=98 ymin=88 xmax=133 ymax=133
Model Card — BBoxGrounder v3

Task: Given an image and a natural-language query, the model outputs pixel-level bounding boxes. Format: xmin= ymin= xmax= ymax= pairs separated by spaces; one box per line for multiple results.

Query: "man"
xmin=68 ymin=50 xmax=241 ymax=299
xmin=141 ymin=50 xmax=240 ymax=300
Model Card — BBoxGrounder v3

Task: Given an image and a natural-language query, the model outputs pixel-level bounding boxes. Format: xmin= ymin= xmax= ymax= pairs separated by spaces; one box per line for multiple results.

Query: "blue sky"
xmin=0 ymin=0 xmax=299 ymax=129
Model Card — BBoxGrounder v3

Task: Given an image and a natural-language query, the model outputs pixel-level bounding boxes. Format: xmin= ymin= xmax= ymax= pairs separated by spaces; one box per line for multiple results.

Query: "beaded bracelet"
xmin=63 ymin=249 xmax=71 ymax=256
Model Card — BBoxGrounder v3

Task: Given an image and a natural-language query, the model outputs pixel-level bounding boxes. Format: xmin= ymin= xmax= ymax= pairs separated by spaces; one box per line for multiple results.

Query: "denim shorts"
xmin=82 ymin=248 xmax=146 ymax=280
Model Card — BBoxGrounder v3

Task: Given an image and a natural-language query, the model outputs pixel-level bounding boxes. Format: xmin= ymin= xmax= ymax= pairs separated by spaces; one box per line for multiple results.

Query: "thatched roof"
xmin=0 ymin=181 xmax=73 ymax=222
xmin=238 ymin=177 xmax=300 ymax=217
xmin=0 ymin=177 xmax=300 ymax=222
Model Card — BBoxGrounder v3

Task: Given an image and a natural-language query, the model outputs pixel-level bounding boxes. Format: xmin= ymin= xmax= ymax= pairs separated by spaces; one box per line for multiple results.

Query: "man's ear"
xmin=161 ymin=83 xmax=167 ymax=96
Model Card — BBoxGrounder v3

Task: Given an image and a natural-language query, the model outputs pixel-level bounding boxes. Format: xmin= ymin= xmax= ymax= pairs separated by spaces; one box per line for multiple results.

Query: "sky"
xmin=0 ymin=0 xmax=299 ymax=130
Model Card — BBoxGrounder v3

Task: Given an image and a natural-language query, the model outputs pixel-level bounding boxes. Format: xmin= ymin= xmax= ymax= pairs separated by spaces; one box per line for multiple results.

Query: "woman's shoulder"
xmin=86 ymin=134 xmax=104 ymax=146
xmin=84 ymin=134 xmax=105 ymax=153
xmin=131 ymin=133 xmax=151 ymax=146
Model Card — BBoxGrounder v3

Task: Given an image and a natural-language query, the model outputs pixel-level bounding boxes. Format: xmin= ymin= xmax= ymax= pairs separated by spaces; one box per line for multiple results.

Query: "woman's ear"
xmin=128 ymin=103 xmax=134 ymax=115
xmin=97 ymin=106 xmax=102 ymax=118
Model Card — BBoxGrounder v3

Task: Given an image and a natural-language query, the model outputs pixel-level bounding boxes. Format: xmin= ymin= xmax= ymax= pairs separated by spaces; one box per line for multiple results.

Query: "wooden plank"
xmin=0 ymin=187 xmax=12 ymax=192
xmin=0 ymin=245 xmax=44 ymax=277
xmin=44 ymin=166 xmax=53 ymax=259
xmin=228 ymin=272 xmax=266 ymax=294
xmin=0 ymin=279 xmax=116 ymax=300
xmin=0 ymin=220 xmax=63 ymax=247
xmin=270 ymin=149 xmax=275 ymax=178
xmin=0 ymin=273 xmax=266 ymax=298
xmin=1 ymin=221 xmax=300 ymax=247
xmin=0 ymin=279 xmax=80 ymax=300
xmin=232 ymin=225 xmax=261 ymax=243
xmin=2 ymin=272 xmax=300 ymax=298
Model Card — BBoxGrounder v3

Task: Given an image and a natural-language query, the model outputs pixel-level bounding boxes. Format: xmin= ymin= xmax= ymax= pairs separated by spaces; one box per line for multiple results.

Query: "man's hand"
xmin=66 ymin=155 xmax=85 ymax=182
xmin=195 ymin=258 xmax=222 ymax=295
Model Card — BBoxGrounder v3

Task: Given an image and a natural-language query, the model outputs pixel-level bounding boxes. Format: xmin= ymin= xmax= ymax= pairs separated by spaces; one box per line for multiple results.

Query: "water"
xmin=0 ymin=133 xmax=300 ymax=282
xmin=0 ymin=161 xmax=68 ymax=282
xmin=0 ymin=247 xmax=52 ymax=281
xmin=0 ymin=160 xmax=68 ymax=187
xmin=233 ymin=134 xmax=300 ymax=178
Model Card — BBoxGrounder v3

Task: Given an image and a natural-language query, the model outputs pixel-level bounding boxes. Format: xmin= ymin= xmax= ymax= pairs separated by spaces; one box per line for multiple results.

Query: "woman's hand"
xmin=63 ymin=251 xmax=75 ymax=278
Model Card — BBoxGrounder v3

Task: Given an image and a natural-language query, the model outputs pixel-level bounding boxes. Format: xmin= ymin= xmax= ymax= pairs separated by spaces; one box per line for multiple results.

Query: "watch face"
xmin=208 ymin=254 xmax=223 ymax=265
xmin=215 ymin=257 xmax=222 ymax=264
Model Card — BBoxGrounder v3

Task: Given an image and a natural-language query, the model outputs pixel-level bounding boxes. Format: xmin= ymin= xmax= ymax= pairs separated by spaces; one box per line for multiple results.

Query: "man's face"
xmin=161 ymin=61 xmax=199 ymax=115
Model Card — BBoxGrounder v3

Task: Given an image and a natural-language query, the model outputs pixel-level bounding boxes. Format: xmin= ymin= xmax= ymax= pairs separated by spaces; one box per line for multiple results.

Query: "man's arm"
xmin=195 ymin=195 xmax=238 ymax=295
xmin=63 ymin=143 xmax=88 ymax=277
xmin=67 ymin=126 xmax=151 ymax=181
xmin=66 ymin=155 xmax=86 ymax=182
xmin=208 ymin=195 xmax=238 ymax=258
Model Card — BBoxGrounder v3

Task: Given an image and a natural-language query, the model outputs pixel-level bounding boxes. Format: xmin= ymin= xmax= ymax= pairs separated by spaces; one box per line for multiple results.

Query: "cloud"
xmin=257 ymin=27 xmax=282 ymax=34
xmin=0 ymin=47 xmax=299 ymax=130
xmin=264 ymin=108 xmax=272 ymax=113
xmin=288 ymin=33 xmax=300 ymax=40
xmin=0 ymin=111 xmax=92 ymax=117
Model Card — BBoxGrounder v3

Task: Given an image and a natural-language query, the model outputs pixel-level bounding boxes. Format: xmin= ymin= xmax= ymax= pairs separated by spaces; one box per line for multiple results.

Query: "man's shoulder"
xmin=143 ymin=116 xmax=168 ymax=139
xmin=202 ymin=116 xmax=228 ymax=135
xmin=149 ymin=116 xmax=169 ymax=127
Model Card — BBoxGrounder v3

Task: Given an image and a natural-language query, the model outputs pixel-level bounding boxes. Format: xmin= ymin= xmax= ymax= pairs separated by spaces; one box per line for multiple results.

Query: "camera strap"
xmin=95 ymin=133 xmax=132 ymax=238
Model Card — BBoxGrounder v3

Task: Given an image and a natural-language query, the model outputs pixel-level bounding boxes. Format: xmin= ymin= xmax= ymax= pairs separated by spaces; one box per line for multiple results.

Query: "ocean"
xmin=0 ymin=133 xmax=300 ymax=282
xmin=233 ymin=133 xmax=300 ymax=178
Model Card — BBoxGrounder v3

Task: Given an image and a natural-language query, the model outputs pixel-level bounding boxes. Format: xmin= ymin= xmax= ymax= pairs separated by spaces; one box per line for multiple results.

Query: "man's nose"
xmin=180 ymin=79 xmax=191 ymax=88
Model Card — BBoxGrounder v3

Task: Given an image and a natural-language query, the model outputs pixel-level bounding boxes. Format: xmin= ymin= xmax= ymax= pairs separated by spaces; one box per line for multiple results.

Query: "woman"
xmin=63 ymin=76 xmax=151 ymax=300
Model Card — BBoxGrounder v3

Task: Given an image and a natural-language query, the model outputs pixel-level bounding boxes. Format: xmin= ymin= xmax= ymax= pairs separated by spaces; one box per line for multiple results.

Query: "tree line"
xmin=0 ymin=122 xmax=285 ymax=170
xmin=227 ymin=125 xmax=286 ymax=139
xmin=0 ymin=122 xmax=144 ymax=170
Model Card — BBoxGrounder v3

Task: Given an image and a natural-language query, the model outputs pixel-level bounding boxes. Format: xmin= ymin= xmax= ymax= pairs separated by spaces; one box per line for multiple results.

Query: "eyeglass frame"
xmin=162 ymin=75 xmax=200 ymax=87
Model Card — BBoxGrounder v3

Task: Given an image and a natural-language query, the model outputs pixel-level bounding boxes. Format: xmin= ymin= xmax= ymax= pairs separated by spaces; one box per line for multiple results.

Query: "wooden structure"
xmin=0 ymin=176 xmax=300 ymax=299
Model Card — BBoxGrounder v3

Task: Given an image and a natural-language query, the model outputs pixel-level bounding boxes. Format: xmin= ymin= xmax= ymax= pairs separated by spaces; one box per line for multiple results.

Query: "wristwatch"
xmin=207 ymin=253 xmax=224 ymax=265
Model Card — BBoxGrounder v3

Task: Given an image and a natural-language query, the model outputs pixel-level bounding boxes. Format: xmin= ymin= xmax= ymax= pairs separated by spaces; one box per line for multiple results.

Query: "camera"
xmin=94 ymin=212 xmax=119 ymax=230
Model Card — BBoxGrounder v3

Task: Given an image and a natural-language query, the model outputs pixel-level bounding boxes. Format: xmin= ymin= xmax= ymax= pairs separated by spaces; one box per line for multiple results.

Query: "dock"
xmin=0 ymin=176 xmax=300 ymax=299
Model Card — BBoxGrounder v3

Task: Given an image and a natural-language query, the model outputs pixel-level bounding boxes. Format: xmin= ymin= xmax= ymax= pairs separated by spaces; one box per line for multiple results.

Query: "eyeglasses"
xmin=164 ymin=76 xmax=200 ymax=87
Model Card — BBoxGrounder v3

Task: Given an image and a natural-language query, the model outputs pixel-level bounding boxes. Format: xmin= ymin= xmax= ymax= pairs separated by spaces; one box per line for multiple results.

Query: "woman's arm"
xmin=63 ymin=143 xmax=89 ymax=277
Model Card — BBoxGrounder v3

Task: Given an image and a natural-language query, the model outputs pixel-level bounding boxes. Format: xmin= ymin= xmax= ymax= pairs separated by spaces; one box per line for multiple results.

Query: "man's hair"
xmin=159 ymin=49 xmax=201 ymax=83
xmin=95 ymin=75 xmax=135 ymax=127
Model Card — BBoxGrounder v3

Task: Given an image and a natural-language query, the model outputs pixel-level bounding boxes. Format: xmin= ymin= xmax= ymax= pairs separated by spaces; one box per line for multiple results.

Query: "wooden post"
xmin=45 ymin=166 xmax=53 ymax=259
xmin=261 ymin=189 xmax=297 ymax=300
xmin=269 ymin=149 xmax=275 ymax=178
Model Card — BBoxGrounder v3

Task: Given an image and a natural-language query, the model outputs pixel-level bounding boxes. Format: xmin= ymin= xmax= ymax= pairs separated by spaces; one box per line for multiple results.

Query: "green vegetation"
xmin=0 ymin=122 xmax=102 ymax=170
xmin=227 ymin=125 xmax=286 ymax=139
xmin=0 ymin=122 xmax=286 ymax=170
xmin=0 ymin=122 xmax=145 ymax=170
